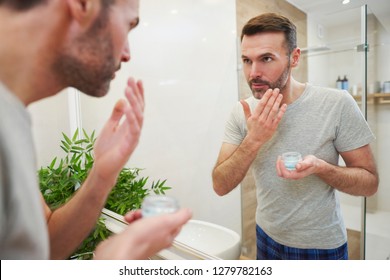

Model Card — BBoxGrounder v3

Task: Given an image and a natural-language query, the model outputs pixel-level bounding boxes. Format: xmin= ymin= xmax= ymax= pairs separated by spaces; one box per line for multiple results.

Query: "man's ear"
xmin=291 ymin=47 xmax=301 ymax=68
xmin=66 ymin=0 xmax=101 ymax=28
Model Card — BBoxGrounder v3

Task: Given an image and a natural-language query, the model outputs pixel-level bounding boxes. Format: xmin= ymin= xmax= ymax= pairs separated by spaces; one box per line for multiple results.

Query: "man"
xmin=212 ymin=13 xmax=378 ymax=260
xmin=0 ymin=0 xmax=191 ymax=260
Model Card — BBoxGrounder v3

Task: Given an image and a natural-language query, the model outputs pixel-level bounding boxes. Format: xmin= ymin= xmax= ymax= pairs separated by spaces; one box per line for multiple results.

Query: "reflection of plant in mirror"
xmin=38 ymin=129 xmax=171 ymax=259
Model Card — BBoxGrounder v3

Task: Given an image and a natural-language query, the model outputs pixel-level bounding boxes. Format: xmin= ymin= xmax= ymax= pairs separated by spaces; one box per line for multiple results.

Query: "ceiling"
xmin=286 ymin=0 xmax=390 ymax=32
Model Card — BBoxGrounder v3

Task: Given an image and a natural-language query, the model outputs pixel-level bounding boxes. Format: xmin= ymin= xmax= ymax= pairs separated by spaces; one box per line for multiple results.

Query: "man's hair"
xmin=0 ymin=0 xmax=46 ymax=10
xmin=241 ymin=13 xmax=297 ymax=55
xmin=0 ymin=0 xmax=114 ymax=11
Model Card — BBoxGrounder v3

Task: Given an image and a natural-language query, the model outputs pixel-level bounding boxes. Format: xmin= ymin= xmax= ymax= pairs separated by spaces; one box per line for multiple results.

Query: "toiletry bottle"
xmin=336 ymin=76 xmax=342 ymax=89
xmin=342 ymin=75 xmax=349 ymax=91
xmin=383 ymin=81 xmax=390 ymax=93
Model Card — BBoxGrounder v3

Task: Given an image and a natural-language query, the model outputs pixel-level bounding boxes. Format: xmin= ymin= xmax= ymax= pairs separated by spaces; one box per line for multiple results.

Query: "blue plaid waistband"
xmin=256 ymin=224 xmax=348 ymax=260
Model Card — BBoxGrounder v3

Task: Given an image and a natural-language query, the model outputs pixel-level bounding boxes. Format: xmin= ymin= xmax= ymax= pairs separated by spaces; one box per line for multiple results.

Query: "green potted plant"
xmin=38 ymin=129 xmax=171 ymax=259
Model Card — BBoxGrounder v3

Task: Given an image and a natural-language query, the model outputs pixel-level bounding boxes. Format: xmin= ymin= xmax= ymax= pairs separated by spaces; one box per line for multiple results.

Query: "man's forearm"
xmin=47 ymin=167 xmax=115 ymax=259
xmin=213 ymin=137 xmax=262 ymax=196
xmin=316 ymin=159 xmax=378 ymax=197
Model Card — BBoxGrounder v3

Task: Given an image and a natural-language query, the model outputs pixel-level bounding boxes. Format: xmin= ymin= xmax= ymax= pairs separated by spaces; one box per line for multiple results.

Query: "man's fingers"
xmin=260 ymin=88 xmax=280 ymax=119
xmin=124 ymin=210 xmax=143 ymax=223
xmin=125 ymin=86 xmax=144 ymax=128
xmin=135 ymin=79 xmax=145 ymax=110
xmin=127 ymin=78 xmax=145 ymax=106
xmin=252 ymin=88 xmax=273 ymax=116
xmin=240 ymin=100 xmax=251 ymax=120
xmin=125 ymin=78 xmax=144 ymax=127
xmin=276 ymin=155 xmax=282 ymax=176
xmin=108 ymin=99 xmax=126 ymax=127
xmin=271 ymin=103 xmax=287 ymax=127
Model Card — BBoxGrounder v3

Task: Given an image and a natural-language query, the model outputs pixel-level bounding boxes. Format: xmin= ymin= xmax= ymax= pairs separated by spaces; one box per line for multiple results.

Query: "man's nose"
xmin=249 ymin=62 xmax=262 ymax=80
xmin=121 ymin=40 xmax=130 ymax=62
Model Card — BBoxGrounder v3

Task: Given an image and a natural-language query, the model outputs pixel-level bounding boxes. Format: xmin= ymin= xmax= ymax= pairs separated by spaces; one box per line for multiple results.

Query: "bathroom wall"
xmin=77 ymin=0 xmax=242 ymax=235
xmin=235 ymin=0 xmax=307 ymax=259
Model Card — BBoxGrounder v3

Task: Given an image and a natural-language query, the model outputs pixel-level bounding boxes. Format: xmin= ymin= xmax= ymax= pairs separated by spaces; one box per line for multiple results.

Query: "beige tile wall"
xmin=236 ymin=0 xmax=308 ymax=259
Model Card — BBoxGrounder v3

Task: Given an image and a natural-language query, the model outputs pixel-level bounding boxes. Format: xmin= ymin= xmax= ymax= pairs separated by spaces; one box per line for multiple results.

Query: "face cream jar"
xmin=282 ymin=152 xmax=302 ymax=171
xmin=141 ymin=195 xmax=179 ymax=217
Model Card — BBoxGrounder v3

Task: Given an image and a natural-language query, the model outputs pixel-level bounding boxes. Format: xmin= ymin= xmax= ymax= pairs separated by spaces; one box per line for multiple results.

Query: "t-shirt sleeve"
xmin=334 ymin=92 xmax=375 ymax=152
xmin=222 ymin=102 xmax=247 ymax=145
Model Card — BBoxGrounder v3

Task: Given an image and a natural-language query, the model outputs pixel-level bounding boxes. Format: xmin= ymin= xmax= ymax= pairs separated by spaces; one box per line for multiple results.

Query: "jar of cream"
xmin=141 ymin=195 xmax=179 ymax=217
xmin=282 ymin=152 xmax=302 ymax=171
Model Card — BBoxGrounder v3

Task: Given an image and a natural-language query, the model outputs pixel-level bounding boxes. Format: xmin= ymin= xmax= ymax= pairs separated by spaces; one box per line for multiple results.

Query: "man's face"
xmin=54 ymin=0 xmax=139 ymax=97
xmin=241 ymin=32 xmax=291 ymax=99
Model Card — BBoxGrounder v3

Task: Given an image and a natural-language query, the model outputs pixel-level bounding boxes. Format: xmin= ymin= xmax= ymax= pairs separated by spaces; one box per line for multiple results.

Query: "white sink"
xmin=101 ymin=209 xmax=241 ymax=260
xmin=174 ymin=219 xmax=241 ymax=260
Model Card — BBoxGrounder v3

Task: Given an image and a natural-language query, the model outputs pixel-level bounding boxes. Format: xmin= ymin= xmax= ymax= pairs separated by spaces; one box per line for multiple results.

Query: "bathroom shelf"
xmin=353 ymin=93 xmax=390 ymax=104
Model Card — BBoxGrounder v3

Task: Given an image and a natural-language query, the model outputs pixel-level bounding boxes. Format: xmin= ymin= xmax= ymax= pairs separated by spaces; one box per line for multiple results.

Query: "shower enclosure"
xmin=303 ymin=4 xmax=390 ymax=260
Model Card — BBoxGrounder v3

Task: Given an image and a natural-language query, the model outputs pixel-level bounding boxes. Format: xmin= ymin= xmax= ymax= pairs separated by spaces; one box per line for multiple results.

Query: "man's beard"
xmin=54 ymin=47 xmax=115 ymax=97
xmin=52 ymin=10 xmax=117 ymax=98
xmin=249 ymin=62 xmax=291 ymax=99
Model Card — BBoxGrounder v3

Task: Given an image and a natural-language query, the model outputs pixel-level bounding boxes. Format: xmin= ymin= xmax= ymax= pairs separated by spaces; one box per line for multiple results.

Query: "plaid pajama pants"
xmin=256 ymin=224 xmax=348 ymax=260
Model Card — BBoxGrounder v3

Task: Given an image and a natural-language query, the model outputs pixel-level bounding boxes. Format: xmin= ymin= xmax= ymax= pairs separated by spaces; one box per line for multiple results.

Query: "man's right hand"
xmin=94 ymin=208 xmax=192 ymax=260
xmin=240 ymin=88 xmax=286 ymax=148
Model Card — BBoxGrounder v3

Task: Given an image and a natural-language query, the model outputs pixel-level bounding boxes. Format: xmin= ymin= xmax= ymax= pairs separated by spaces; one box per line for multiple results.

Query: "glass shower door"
xmin=363 ymin=5 xmax=390 ymax=260
xmin=303 ymin=4 xmax=374 ymax=260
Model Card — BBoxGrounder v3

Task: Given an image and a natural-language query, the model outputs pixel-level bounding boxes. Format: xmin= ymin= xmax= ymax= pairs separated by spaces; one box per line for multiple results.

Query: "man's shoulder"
xmin=307 ymin=84 xmax=352 ymax=102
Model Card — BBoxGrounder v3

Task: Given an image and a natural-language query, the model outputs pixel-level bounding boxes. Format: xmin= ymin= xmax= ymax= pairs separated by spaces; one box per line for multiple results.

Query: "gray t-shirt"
xmin=0 ymin=83 xmax=49 ymax=259
xmin=223 ymin=84 xmax=374 ymax=249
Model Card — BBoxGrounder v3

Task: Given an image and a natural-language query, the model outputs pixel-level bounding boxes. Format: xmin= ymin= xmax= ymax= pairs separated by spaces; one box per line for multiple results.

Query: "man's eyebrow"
xmin=258 ymin=52 xmax=275 ymax=57
xmin=241 ymin=52 xmax=275 ymax=59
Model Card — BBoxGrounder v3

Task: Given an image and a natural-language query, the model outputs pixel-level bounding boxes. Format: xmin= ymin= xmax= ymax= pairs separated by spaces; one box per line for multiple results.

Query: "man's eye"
xmin=262 ymin=57 xmax=272 ymax=62
xmin=242 ymin=59 xmax=251 ymax=64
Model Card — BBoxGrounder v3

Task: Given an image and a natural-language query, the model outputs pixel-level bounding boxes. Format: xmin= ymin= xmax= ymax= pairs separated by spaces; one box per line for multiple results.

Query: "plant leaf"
xmin=72 ymin=128 xmax=79 ymax=142
xmin=62 ymin=132 xmax=72 ymax=145
xmin=49 ymin=157 xmax=57 ymax=169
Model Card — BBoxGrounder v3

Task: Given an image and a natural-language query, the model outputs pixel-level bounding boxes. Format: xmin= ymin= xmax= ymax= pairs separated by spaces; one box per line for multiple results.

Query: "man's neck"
xmin=0 ymin=5 xmax=65 ymax=106
xmin=280 ymin=77 xmax=306 ymax=105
